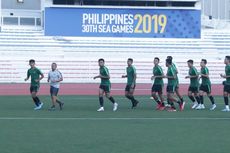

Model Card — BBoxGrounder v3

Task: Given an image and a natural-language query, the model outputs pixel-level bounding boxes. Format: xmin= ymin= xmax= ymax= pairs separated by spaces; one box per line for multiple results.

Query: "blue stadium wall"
xmin=44 ymin=7 xmax=201 ymax=38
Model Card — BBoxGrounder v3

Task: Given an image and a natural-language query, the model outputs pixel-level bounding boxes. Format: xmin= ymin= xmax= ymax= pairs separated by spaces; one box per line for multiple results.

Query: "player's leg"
xmin=151 ymin=91 xmax=161 ymax=108
xmin=175 ymin=86 xmax=184 ymax=103
xmin=207 ymin=92 xmax=216 ymax=110
xmin=169 ymin=92 xmax=183 ymax=111
xmin=222 ymin=85 xmax=230 ymax=111
xmin=166 ymin=85 xmax=178 ymax=111
xmin=129 ymin=86 xmax=139 ymax=108
xmin=175 ymin=85 xmax=185 ymax=111
xmin=125 ymin=85 xmax=133 ymax=106
xmin=31 ymin=86 xmax=43 ymax=110
xmin=151 ymin=85 xmax=164 ymax=109
xmin=194 ymin=89 xmax=201 ymax=109
xmin=49 ymin=86 xmax=60 ymax=111
xmin=105 ymin=91 xmax=118 ymax=111
xmin=188 ymin=87 xmax=197 ymax=109
xmin=197 ymin=89 xmax=205 ymax=110
xmin=97 ymin=85 xmax=105 ymax=112
xmin=167 ymin=92 xmax=176 ymax=112
xmin=30 ymin=86 xmax=39 ymax=107
xmin=125 ymin=85 xmax=137 ymax=108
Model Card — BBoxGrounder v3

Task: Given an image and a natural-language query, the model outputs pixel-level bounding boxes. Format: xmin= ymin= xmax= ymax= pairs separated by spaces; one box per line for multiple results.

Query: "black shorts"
xmin=152 ymin=84 xmax=163 ymax=93
xmin=188 ymin=86 xmax=199 ymax=93
xmin=224 ymin=85 xmax=230 ymax=93
xmin=30 ymin=86 xmax=39 ymax=93
xmin=199 ymin=84 xmax=211 ymax=93
xmin=99 ymin=85 xmax=111 ymax=93
xmin=50 ymin=86 xmax=59 ymax=96
xmin=167 ymin=85 xmax=175 ymax=93
xmin=125 ymin=84 xmax=136 ymax=92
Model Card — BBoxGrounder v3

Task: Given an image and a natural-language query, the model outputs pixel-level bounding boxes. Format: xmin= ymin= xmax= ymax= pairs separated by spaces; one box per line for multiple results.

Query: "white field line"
xmin=0 ymin=117 xmax=229 ymax=120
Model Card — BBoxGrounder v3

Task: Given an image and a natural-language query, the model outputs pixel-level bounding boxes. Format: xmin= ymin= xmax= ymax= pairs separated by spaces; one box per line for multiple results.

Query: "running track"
xmin=0 ymin=83 xmax=223 ymax=95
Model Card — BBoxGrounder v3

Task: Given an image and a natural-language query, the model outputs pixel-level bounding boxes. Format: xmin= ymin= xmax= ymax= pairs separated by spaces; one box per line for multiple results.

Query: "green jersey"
xmin=153 ymin=65 xmax=164 ymax=86
xmin=172 ymin=63 xmax=179 ymax=85
xmin=126 ymin=65 xmax=136 ymax=85
xmin=99 ymin=66 xmax=111 ymax=86
xmin=167 ymin=66 xmax=176 ymax=86
xmin=189 ymin=66 xmax=199 ymax=87
xmin=27 ymin=67 xmax=43 ymax=87
xmin=225 ymin=64 xmax=230 ymax=84
xmin=201 ymin=67 xmax=211 ymax=85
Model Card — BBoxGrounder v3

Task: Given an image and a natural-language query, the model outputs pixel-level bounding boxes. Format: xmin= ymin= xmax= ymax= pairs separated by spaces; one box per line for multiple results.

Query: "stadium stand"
xmin=0 ymin=28 xmax=229 ymax=86
xmin=0 ymin=0 xmax=229 ymax=95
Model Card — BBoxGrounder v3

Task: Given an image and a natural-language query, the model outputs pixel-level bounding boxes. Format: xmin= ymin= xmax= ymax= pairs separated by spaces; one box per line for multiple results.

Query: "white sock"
xmin=226 ymin=105 xmax=229 ymax=110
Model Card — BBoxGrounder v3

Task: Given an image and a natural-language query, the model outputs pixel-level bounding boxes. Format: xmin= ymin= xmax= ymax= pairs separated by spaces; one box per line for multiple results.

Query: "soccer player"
xmin=47 ymin=63 xmax=64 ymax=111
xmin=167 ymin=56 xmax=185 ymax=104
xmin=185 ymin=59 xmax=201 ymax=109
xmin=220 ymin=56 xmax=230 ymax=112
xmin=151 ymin=57 xmax=165 ymax=110
xmin=122 ymin=58 xmax=139 ymax=108
xmin=24 ymin=59 xmax=44 ymax=110
xmin=198 ymin=59 xmax=216 ymax=110
xmin=94 ymin=58 xmax=118 ymax=112
xmin=165 ymin=58 xmax=184 ymax=111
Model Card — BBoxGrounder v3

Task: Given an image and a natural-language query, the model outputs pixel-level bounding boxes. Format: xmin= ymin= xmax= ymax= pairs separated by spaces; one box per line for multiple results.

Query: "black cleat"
xmin=59 ymin=102 xmax=64 ymax=110
xmin=48 ymin=105 xmax=56 ymax=111
xmin=132 ymin=100 xmax=139 ymax=109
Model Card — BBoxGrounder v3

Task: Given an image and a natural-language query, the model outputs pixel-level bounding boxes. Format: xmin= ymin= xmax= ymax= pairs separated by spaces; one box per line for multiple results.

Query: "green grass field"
xmin=0 ymin=95 xmax=229 ymax=153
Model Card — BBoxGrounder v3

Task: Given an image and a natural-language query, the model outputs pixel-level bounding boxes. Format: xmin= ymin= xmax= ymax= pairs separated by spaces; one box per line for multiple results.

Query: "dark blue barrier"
xmin=45 ymin=7 xmax=201 ymax=38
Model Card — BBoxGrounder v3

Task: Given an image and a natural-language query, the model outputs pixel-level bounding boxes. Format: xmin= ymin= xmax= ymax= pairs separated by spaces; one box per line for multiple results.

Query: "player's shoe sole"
xmin=97 ymin=107 xmax=104 ymax=112
xmin=179 ymin=102 xmax=185 ymax=111
xmin=221 ymin=108 xmax=230 ymax=112
xmin=59 ymin=102 xmax=64 ymax=110
xmin=132 ymin=100 xmax=139 ymax=109
xmin=34 ymin=102 xmax=43 ymax=110
xmin=113 ymin=103 xmax=118 ymax=111
xmin=210 ymin=104 xmax=216 ymax=111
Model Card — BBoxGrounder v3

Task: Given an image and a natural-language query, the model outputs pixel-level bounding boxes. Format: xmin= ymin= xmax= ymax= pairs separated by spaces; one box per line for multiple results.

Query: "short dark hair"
xmin=167 ymin=56 xmax=173 ymax=60
xmin=52 ymin=62 xmax=57 ymax=65
xmin=98 ymin=58 xmax=104 ymax=62
xmin=128 ymin=58 xmax=133 ymax=63
xmin=29 ymin=59 xmax=35 ymax=63
xmin=187 ymin=59 xmax=193 ymax=64
xmin=201 ymin=59 xmax=207 ymax=64
xmin=154 ymin=57 xmax=160 ymax=62
xmin=166 ymin=59 xmax=172 ymax=65
xmin=226 ymin=56 xmax=230 ymax=61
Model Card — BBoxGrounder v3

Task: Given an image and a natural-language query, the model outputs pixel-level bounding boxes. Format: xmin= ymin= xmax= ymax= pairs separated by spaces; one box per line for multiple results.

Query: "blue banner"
xmin=45 ymin=7 xmax=201 ymax=38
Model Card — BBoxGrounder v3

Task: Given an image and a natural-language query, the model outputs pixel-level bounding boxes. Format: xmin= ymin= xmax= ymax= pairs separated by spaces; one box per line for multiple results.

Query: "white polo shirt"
xmin=48 ymin=70 xmax=62 ymax=88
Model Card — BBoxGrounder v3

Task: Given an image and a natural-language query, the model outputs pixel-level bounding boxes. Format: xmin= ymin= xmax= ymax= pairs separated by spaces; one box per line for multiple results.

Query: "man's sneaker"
xmin=113 ymin=103 xmax=118 ymax=111
xmin=59 ymin=102 xmax=64 ymax=110
xmin=165 ymin=103 xmax=171 ymax=108
xmin=167 ymin=107 xmax=177 ymax=112
xmin=34 ymin=102 xmax=43 ymax=110
xmin=191 ymin=102 xmax=198 ymax=109
xmin=200 ymin=104 xmax=205 ymax=109
xmin=132 ymin=100 xmax=139 ymax=109
xmin=97 ymin=107 xmax=104 ymax=112
xmin=196 ymin=104 xmax=202 ymax=110
xmin=159 ymin=106 xmax=166 ymax=111
xmin=179 ymin=102 xmax=185 ymax=111
xmin=48 ymin=105 xmax=56 ymax=111
xmin=221 ymin=108 xmax=230 ymax=112
xmin=156 ymin=104 xmax=162 ymax=110
xmin=210 ymin=104 xmax=216 ymax=111
xmin=150 ymin=97 xmax=154 ymax=100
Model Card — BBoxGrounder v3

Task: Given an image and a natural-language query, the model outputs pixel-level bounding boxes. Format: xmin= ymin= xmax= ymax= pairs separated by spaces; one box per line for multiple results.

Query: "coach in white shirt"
xmin=47 ymin=63 xmax=64 ymax=110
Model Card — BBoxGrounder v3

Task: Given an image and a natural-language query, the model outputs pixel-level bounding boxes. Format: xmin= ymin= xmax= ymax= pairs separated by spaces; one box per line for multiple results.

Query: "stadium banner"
xmin=45 ymin=7 xmax=201 ymax=38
